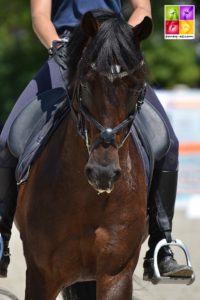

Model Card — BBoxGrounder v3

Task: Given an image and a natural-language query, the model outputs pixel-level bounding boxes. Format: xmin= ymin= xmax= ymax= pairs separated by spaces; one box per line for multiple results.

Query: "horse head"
xmin=67 ymin=10 xmax=152 ymax=194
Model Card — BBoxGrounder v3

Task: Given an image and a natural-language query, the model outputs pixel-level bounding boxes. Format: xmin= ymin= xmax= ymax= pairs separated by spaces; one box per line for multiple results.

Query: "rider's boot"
xmin=0 ymin=146 xmax=17 ymax=278
xmin=143 ymin=170 xmax=194 ymax=281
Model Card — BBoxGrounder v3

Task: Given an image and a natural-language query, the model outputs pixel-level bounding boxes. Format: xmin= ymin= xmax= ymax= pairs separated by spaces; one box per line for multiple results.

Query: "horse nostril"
xmin=85 ymin=166 xmax=93 ymax=180
xmin=113 ymin=169 xmax=121 ymax=181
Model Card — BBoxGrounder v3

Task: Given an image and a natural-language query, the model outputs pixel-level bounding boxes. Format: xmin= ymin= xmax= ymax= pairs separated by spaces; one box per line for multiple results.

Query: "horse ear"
xmin=82 ymin=12 xmax=99 ymax=37
xmin=132 ymin=16 xmax=153 ymax=41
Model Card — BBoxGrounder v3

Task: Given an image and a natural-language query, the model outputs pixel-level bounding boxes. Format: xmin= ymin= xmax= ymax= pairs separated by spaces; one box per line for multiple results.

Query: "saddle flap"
xmin=8 ymin=88 xmax=66 ymax=158
xmin=134 ymin=99 xmax=170 ymax=163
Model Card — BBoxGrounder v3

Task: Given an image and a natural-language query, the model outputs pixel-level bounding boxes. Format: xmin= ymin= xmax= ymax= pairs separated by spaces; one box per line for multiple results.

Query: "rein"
xmin=70 ymin=60 xmax=146 ymax=154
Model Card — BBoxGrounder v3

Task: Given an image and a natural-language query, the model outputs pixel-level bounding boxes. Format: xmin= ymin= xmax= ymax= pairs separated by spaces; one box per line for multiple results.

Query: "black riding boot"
xmin=0 ymin=166 xmax=17 ymax=277
xmin=0 ymin=145 xmax=18 ymax=278
xmin=143 ymin=170 xmax=193 ymax=281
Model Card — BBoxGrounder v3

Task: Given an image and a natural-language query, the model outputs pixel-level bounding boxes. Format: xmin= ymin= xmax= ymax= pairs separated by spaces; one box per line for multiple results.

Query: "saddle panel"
xmin=8 ymin=88 xmax=67 ymax=158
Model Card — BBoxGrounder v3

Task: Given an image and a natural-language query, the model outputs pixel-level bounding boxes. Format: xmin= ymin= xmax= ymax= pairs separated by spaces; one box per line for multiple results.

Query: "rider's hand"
xmin=48 ymin=39 xmax=69 ymax=70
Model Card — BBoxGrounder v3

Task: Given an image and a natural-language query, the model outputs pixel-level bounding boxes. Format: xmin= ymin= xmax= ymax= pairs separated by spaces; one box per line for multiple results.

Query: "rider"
xmin=0 ymin=0 xmax=194 ymax=280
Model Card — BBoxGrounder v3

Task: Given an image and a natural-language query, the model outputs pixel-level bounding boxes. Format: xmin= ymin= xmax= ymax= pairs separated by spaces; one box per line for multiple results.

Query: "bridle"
xmin=70 ymin=59 xmax=146 ymax=154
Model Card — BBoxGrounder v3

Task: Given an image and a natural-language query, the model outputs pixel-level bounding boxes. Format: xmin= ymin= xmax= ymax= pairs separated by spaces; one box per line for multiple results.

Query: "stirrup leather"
xmin=0 ymin=234 xmax=3 ymax=260
xmin=152 ymin=239 xmax=195 ymax=285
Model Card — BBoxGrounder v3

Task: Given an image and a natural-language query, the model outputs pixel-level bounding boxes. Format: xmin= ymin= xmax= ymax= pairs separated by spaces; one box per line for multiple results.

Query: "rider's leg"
xmin=0 ymin=54 xmax=67 ymax=277
xmin=0 ymin=146 xmax=17 ymax=277
xmin=143 ymin=85 xmax=193 ymax=280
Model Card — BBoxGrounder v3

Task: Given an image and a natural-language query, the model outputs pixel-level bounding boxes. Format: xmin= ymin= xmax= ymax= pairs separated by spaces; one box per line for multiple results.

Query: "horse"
xmin=15 ymin=10 xmax=152 ymax=300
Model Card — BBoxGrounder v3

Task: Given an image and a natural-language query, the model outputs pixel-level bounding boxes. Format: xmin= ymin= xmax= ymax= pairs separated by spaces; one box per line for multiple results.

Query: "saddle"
xmin=7 ymin=88 xmax=69 ymax=184
xmin=7 ymin=89 xmax=170 ymax=185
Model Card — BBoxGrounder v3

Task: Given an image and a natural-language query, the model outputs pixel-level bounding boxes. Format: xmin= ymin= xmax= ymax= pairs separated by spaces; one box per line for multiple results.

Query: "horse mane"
xmin=67 ymin=10 xmax=143 ymax=83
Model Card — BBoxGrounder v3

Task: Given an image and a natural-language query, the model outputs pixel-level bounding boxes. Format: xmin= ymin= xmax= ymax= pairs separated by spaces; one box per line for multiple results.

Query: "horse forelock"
xmin=67 ymin=10 xmax=143 ymax=84
xmin=83 ymin=15 xmax=142 ymax=73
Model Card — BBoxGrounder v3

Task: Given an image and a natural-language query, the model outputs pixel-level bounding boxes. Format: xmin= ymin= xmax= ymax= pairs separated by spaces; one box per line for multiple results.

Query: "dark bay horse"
xmin=15 ymin=11 xmax=152 ymax=300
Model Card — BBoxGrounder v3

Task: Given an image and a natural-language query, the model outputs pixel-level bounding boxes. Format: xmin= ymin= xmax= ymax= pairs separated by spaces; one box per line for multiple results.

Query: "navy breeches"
xmin=0 ymin=57 xmax=178 ymax=171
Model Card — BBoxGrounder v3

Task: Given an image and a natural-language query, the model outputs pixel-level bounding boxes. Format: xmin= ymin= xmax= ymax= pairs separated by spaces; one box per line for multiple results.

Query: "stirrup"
xmin=0 ymin=234 xmax=3 ymax=260
xmin=152 ymin=238 xmax=195 ymax=285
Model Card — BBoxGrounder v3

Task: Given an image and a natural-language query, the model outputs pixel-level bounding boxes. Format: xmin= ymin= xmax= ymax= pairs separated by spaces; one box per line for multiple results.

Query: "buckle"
xmin=0 ymin=234 xmax=3 ymax=260
xmin=152 ymin=238 xmax=195 ymax=285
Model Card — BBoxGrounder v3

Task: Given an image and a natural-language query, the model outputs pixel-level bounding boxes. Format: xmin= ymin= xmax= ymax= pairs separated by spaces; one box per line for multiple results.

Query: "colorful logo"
xmin=164 ymin=5 xmax=195 ymax=39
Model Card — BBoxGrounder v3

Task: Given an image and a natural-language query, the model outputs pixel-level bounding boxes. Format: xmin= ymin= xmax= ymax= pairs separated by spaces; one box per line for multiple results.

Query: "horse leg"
xmin=25 ymin=265 xmax=61 ymax=300
xmin=96 ymin=271 xmax=133 ymax=300
xmin=96 ymin=253 xmax=140 ymax=300
xmin=62 ymin=282 xmax=96 ymax=300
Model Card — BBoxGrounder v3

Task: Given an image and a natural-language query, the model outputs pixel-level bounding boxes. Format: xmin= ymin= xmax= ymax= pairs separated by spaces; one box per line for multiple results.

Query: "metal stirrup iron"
xmin=152 ymin=238 xmax=195 ymax=285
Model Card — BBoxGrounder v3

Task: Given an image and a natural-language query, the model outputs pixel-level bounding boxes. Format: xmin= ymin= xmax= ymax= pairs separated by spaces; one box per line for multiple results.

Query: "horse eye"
xmin=128 ymin=89 xmax=136 ymax=98
xmin=81 ymin=83 xmax=92 ymax=97
xmin=81 ymin=82 xmax=88 ymax=89
xmin=81 ymin=82 xmax=92 ymax=92
xmin=129 ymin=87 xmax=143 ymax=97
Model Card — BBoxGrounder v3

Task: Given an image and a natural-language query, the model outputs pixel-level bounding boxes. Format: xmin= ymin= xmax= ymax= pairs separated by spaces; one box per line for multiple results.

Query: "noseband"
xmin=70 ymin=60 xmax=146 ymax=154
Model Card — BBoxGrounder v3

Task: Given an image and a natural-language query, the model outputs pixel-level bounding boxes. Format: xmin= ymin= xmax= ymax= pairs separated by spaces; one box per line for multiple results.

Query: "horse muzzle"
xmin=85 ymin=161 xmax=121 ymax=194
